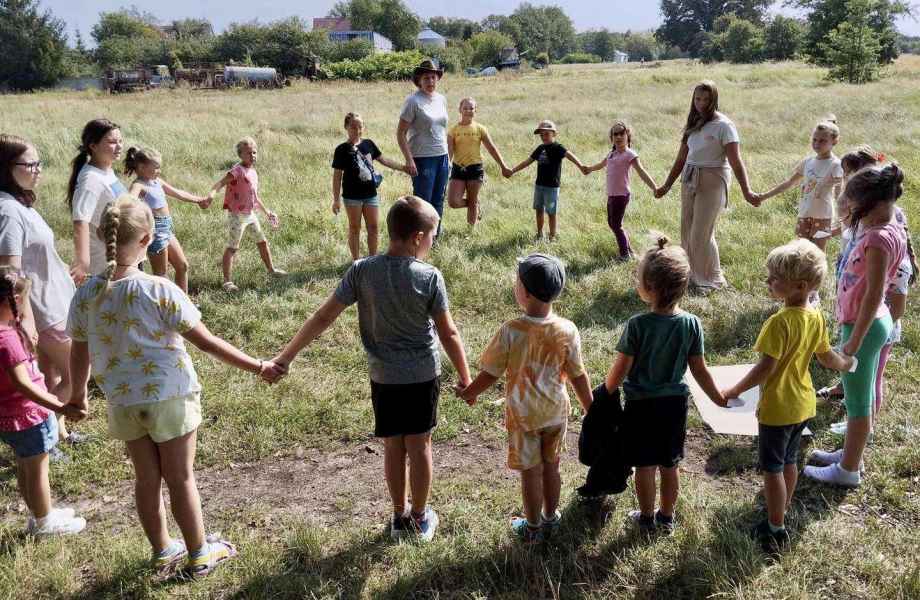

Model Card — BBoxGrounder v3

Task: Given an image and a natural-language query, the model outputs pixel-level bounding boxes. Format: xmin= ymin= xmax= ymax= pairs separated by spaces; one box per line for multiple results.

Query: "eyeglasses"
xmin=14 ymin=161 xmax=42 ymax=173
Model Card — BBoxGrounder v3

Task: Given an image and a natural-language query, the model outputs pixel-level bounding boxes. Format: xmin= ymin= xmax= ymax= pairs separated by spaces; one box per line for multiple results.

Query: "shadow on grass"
xmin=704 ymin=305 xmax=775 ymax=355
xmin=461 ymin=230 xmax=531 ymax=261
xmin=570 ymin=287 xmax=645 ymax=329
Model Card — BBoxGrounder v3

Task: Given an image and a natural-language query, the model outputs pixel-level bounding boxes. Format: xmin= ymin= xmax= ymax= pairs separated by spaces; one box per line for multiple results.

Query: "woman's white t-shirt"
xmin=71 ymin=164 xmax=127 ymax=275
xmin=685 ymin=113 xmax=740 ymax=168
xmin=0 ymin=192 xmax=75 ymax=331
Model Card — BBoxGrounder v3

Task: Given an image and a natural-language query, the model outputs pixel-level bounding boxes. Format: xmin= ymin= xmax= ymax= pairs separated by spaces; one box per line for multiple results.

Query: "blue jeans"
xmin=412 ymin=154 xmax=449 ymax=235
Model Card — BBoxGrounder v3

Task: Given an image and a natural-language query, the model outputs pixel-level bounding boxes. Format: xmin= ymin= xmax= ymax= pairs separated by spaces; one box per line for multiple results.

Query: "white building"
xmin=612 ymin=50 xmax=629 ymax=63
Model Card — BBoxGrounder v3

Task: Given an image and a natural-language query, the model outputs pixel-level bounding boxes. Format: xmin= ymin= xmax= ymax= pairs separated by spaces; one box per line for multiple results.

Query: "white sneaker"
xmin=830 ymin=421 xmax=848 ymax=435
xmin=809 ymin=449 xmax=865 ymax=471
xmin=29 ymin=511 xmax=86 ymax=537
xmin=26 ymin=507 xmax=77 ymax=533
xmin=803 ymin=463 xmax=861 ymax=488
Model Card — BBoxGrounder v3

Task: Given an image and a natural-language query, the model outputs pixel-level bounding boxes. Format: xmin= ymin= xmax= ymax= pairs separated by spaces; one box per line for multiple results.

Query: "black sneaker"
xmin=752 ymin=519 xmax=790 ymax=553
xmin=654 ymin=510 xmax=675 ymax=535
xmin=628 ymin=510 xmax=656 ymax=533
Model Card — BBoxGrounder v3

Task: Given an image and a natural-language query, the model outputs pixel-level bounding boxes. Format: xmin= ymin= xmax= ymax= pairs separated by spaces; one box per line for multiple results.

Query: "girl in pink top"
xmin=207 ymin=137 xmax=285 ymax=292
xmin=583 ymin=121 xmax=658 ymax=260
xmin=805 ymin=164 xmax=907 ymax=489
xmin=0 ymin=268 xmax=86 ymax=536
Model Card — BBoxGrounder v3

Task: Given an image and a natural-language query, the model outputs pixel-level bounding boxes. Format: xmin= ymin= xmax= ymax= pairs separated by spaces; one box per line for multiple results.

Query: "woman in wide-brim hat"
xmin=397 ymin=59 xmax=449 ymax=235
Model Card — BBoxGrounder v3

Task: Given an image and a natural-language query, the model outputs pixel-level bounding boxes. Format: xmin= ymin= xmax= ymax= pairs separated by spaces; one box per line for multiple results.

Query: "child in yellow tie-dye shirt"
xmin=460 ymin=253 xmax=592 ymax=543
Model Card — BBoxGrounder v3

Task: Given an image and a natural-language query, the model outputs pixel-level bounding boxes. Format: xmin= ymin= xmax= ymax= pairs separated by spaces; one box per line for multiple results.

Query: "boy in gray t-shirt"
xmin=272 ymin=196 xmax=471 ymax=543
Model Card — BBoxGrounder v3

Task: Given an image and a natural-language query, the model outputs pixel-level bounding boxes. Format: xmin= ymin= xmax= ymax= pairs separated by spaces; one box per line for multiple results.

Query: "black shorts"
xmin=370 ymin=377 xmax=439 ymax=437
xmin=623 ymin=395 xmax=688 ymax=468
xmin=758 ymin=420 xmax=808 ymax=473
xmin=450 ymin=163 xmax=485 ymax=182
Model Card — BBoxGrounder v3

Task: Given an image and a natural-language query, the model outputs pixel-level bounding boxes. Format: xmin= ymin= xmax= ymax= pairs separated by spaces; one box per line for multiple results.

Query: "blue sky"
xmin=51 ymin=1 xmax=919 ymax=44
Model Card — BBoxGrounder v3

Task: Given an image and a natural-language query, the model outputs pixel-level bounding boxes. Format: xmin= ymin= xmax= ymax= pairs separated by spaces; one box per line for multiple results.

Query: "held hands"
xmin=654 ymin=185 xmax=669 ymax=199
xmin=579 ymin=165 xmax=591 ymax=176
xmin=66 ymin=395 xmax=89 ymax=422
xmin=259 ymin=359 xmax=287 ymax=384
xmin=405 ymin=161 xmax=418 ymax=177
xmin=501 ymin=166 xmax=513 ymax=179
xmin=69 ymin=262 xmax=88 ymax=286
xmin=745 ymin=191 xmax=762 ymax=207
xmin=198 ymin=196 xmax=213 ymax=210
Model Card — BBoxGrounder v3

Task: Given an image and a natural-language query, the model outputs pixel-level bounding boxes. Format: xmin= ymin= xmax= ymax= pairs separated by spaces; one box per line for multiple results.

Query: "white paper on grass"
xmin=686 ymin=364 xmax=811 ymax=437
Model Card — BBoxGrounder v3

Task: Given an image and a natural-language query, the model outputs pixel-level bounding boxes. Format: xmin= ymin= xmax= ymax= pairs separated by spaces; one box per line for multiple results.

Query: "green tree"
xmin=91 ymin=9 xmax=161 ymax=45
xmin=789 ymin=0 xmax=909 ymax=65
xmin=468 ymin=30 xmax=514 ymax=67
xmin=821 ymin=0 xmax=883 ymax=82
xmin=624 ymin=31 xmax=662 ymax=61
xmin=330 ymin=0 xmax=421 ymax=51
xmin=507 ymin=3 xmax=576 ymax=60
xmin=578 ymin=29 xmax=624 ymax=60
xmin=427 ymin=17 xmax=481 ymax=40
xmin=656 ymin=0 xmax=771 ymax=56
xmin=722 ymin=15 xmax=765 ymax=62
xmin=764 ymin=15 xmax=805 ymax=59
xmin=170 ymin=18 xmax=213 ymax=39
xmin=0 ymin=0 xmax=68 ymax=89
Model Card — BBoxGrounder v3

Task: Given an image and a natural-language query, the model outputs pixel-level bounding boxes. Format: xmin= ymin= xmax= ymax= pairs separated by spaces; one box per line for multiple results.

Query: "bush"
xmin=534 ymin=51 xmax=550 ymax=66
xmin=560 ymin=52 xmax=601 ymax=64
xmin=324 ymin=50 xmax=425 ymax=81
xmin=325 ymin=39 xmax=374 ymax=63
xmin=428 ymin=44 xmax=472 ymax=73
xmin=468 ymin=30 xmax=513 ymax=68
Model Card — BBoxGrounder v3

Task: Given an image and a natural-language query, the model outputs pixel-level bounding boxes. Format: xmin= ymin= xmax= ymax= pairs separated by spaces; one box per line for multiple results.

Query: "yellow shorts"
xmin=507 ymin=422 xmax=567 ymax=471
xmin=107 ymin=393 xmax=202 ymax=443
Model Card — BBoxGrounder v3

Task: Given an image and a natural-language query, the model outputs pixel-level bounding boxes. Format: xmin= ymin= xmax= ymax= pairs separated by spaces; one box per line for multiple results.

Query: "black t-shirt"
xmin=530 ymin=142 xmax=568 ymax=188
xmin=332 ymin=139 xmax=382 ymax=200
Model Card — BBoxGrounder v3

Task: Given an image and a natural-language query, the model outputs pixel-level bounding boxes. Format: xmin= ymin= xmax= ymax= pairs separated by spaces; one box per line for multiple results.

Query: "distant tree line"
xmin=0 ymin=0 xmax=912 ymax=90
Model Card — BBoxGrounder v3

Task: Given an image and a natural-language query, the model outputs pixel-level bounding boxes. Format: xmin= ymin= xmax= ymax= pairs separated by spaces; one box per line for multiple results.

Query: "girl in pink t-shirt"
xmin=805 ymin=164 xmax=907 ymax=489
xmin=583 ymin=121 xmax=658 ymax=260
xmin=0 ymin=268 xmax=86 ymax=536
xmin=206 ymin=136 xmax=285 ymax=292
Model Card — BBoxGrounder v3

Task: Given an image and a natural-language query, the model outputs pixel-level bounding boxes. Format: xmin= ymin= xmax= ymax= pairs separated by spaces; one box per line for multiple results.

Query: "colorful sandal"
xmin=185 ymin=535 xmax=237 ymax=578
xmin=152 ymin=539 xmax=188 ymax=575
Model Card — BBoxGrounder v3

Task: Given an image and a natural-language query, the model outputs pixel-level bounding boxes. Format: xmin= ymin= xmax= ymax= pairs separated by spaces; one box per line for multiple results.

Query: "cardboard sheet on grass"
xmin=687 ymin=364 xmax=811 ymax=437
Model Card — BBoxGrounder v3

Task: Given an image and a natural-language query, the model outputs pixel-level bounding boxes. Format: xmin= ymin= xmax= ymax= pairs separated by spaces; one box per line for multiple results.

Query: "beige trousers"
xmin=680 ymin=166 xmax=730 ymax=289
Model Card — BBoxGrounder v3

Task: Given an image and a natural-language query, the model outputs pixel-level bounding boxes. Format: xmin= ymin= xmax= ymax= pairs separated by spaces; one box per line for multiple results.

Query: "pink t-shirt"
xmin=223 ymin=163 xmax=258 ymax=214
xmin=606 ymin=147 xmax=639 ymax=197
xmin=836 ymin=223 xmax=906 ymax=324
xmin=0 ymin=327 xmax=50 ymax=432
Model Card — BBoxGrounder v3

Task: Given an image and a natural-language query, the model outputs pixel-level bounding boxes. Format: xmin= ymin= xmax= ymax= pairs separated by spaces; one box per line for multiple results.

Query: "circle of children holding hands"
xmin=0 ymin=61 xmax=916 ymax=580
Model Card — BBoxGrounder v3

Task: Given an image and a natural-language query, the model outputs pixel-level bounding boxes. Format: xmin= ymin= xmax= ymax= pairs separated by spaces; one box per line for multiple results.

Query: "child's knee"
xmin=366 ymin=223 xmax=379 ymax=235
xmin=162 ymin=466 xmax=195 ymax=490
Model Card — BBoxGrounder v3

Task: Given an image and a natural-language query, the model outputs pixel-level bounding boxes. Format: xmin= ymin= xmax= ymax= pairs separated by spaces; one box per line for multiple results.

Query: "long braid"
xmin=0 ymin=268 xmax=34 ymax=355
xmin=96 ymin=201 xmax=121 ymax=304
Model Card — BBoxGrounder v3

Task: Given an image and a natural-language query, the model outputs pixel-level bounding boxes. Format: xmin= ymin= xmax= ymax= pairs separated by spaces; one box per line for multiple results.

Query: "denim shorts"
xmin=532 ymin=185 xmax=560 ymax=215
xmin=450 ymin=163 xmax=485 ymax=182
xmin=0 ymin=415 xmax=58 ymax=458
xmin=343 ymin=195 xmax=380 ymax=208
xmin=148 ymin=215 xmax=174 ymax=255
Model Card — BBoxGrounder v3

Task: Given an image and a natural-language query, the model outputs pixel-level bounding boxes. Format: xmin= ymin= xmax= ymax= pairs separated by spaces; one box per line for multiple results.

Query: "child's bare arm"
xmin=432 ymin=309 xmax=472 ymax=388
xmin=816 ymin=348 xmax=855 ymax=372
xmin=564 ymin=150 xmax=585 ymax=170
xmin=569 ymin=372 xmax=592 ymax=413
xmin=510 ymin=157 xmax=535 ymax=175
xmin=604 ymin=352 xmax=633 ymax=393
xmin=8 ymin=363 xmax=68 ymax=413
xmin=128 ymin=181 xmax=145 ymax=199
xmin=482 ymin=131 xmax=510 ymax=172
xmin=632 ymin=157 xmax=658 ymax=192
xmin=375 ymin=155 xmax=405 ymax=172
xmin=447 ymin=133 xmax=455 ymax=165
xmin=584 ymin=158 xmax=606 ymax=174
xmin=718 ymin=354 xmax=776 ymax=402
xmin=758 ymin=171 xmax=803 ymax=202
xmin=459 ymin=370 xmax=498 ymax=406
xmin=331 ymin=169 xmax=343 ymax=214
xmin=182 ymin=323 xmax=279 ymax=380
xmin=161 ymin=180 xmax=209 ymax=204
xmin=273 ymin=294 xmax=348 ymax=368
xmin=208 ymin=171 xmax=234 ymax=197
xmin=69 ymin=340 xmax=91 ymax=416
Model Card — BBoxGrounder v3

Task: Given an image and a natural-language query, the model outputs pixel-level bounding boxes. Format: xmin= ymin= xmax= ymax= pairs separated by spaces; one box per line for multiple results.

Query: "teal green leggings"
xmin=841 ymin=315 xmax=893 ymax=419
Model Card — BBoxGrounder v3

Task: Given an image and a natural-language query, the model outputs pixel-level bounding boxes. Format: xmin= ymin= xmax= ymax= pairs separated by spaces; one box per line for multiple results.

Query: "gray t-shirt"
xmin=399 ymin=90 xmax=449 ymax=158
xmin=0 ymin=192 xmax=76 ymax=331
xmin=335 ymin=254 xmax=449 ymax=384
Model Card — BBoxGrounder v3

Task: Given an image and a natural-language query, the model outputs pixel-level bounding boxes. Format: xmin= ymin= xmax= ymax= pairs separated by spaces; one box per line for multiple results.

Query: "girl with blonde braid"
xmin=68 ymin=196 xmax=283 ymax=576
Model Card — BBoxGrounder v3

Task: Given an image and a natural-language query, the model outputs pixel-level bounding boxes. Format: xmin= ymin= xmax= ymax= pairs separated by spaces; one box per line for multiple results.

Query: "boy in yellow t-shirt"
xmin=722 ymin=239 xmax=854 ymax=552
xmin=446 ymin=98 xmax=512 ymax=227
xmin=459 ymin=254 xmax=592 ymax=543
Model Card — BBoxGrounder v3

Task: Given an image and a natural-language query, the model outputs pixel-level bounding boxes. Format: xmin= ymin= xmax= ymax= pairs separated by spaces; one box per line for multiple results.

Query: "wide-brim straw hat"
xmin=412 ymin=59 xmax=444 ymax=85
xmin=533 ymin=120 xmax=558 ymax=134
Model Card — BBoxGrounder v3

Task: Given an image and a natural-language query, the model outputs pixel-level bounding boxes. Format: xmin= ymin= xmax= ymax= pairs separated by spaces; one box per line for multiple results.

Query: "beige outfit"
xmin=680 ymin=114 xmax=739 ymax=289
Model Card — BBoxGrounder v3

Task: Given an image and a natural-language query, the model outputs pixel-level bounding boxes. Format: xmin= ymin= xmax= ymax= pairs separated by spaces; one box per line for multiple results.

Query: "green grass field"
xmin=0 ymin=58 xmax=918 ymax=599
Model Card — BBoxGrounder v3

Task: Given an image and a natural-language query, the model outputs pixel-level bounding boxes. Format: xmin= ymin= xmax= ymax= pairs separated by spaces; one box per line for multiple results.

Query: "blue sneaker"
xmin=541 ymin=510 xmax=562 ymax=538
xmin=410 ymin=507 xmax=439 ymax=542
xmin=510 ymin=517 xmax=543 ymax=544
